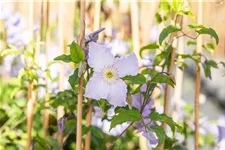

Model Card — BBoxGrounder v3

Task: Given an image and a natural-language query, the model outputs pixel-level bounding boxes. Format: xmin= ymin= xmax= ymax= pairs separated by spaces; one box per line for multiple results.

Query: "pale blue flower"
xmin=84 ymin=42 xmax=139 ymax=106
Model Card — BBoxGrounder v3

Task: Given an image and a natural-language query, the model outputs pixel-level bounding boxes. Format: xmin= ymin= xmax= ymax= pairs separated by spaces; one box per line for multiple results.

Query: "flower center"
xmin=101 ymin=66 xmax=118 ymax=84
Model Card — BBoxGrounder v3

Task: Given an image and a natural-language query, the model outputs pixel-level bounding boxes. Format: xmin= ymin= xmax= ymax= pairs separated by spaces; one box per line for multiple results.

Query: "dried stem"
xmin=76 ymin=0 xmax=86 ymax=150
xmin=194 ymin=1 xmax=203 ymax=150
xmin=43 ymin=0 xmax=50 ymax=137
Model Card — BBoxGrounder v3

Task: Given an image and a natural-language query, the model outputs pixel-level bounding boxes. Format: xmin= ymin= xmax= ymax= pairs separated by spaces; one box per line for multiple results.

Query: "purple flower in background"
xmin=141 ymin=56 xmax=155 ymax=70
xmin=132 ymin=84 xmax=158 ymax=146
xmin=91 ymin=106 xmax=129 ymax=136
xmin=218 ymin=126 xmax=225 ymax=142
xmin=84 ymin=42 xmax=138 ymax=106
xmin=57 ymin=117 xmax=66 ymax=133
xmin=132 ymin=85 xmax=155 ymax=117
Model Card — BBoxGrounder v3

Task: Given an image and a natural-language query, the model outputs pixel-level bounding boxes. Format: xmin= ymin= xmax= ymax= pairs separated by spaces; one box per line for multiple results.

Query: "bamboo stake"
xmin=159 ymin=15 xmax=182 ymax=150
xmin=84 ymin=1 xmax=100 ymax=150
xmin=58 ymin=0 xmax=65 ymax=146
xmin=130 ymin=1 xmax=148 ymax=149
xmin=194 ymin=1 xmax=203 ymax=149
xmin=84 ymin=105 xmax=93 ymax=150
xmin=26 ymin=1 xmax=34 ymax=149
xmin=76 ymin=0 xmax=86 ymax=150
xmin=26 ymin=82 xmax=35 ymax=150
xmin=130 ymin=0 xmax=141 ymax=62
xmin=43 ymin=0 xmax=50 ymax=137
xmin=94 ymin=0 xmax=101 ymax=31
xmin=172 ymin=36 xmax=184 ymax=122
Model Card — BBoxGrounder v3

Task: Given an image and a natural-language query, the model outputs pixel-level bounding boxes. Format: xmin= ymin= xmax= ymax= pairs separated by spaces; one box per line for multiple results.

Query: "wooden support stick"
xmin=159 ymin=14 xmax=182 ymax=150
xmin=43 ymin=0 xmax=50 ymax=137
xmin=26 ymin=82 xmax=35 ymax=150
xmin=26 ymin=1 xmax=34 ymax=149
xmin=84 ymin=1 xmax=101 ymax=150
xmin=76 ymin=0 xmax=86 ymax=150
xmin=84 ymin=105 xmax=93 ymax=150
xmin=194 ymin=1 xmax=203 ymax=149
xmin=57 ymin=0 xmax=65 ymax=147
xmin=130 ymin=0 xmax=141 ymax=62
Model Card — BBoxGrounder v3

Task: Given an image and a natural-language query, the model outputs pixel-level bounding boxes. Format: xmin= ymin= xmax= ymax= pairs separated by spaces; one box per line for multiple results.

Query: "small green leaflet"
xmin=202 ymin=59 xmax=218 ymax=80
xmin=196 ymin=27 xmax=219 ymax=45
xmin=68 ymin=69 xmax=79 ymax=89
xmin=151 ymin=73 xmax=176 ymax=88
xmin=149 ymin=111 xmax=182 ymax=134
xmin=139 ymin=43 xmax=159 ymax=58
xmin=70 ymin=41 xmax=85 ymax=63
xmin=159 ymin=25 xmax=181 ymax=45
xmin=54 ymin=54 xmax=72 ymax=63
xmin=110 ymin=108 xmax=141 ymax=131
xmin=122 ymin=74 xmax=146 ymax=84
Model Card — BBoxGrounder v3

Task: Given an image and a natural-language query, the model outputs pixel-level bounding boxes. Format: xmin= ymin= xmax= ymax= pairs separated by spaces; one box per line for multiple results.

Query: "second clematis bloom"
xmin=84 ymin=42 xmax=139 ymax=106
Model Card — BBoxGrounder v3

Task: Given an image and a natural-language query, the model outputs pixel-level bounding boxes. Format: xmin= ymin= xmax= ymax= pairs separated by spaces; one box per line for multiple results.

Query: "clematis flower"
xmin=84 ymin=42 xmax=139 ymax=106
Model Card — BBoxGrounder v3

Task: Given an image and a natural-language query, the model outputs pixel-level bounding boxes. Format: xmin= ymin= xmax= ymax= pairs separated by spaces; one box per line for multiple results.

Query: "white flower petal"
xmin=84 ymin=73 xmax=110 ymax=100
xmin=88 ymin=42 xmax=115 ymax=72
xmin=114 ymin=53 xmax=139 ymax=77
xmin=107 ymin=79 xmax=127 ymax=106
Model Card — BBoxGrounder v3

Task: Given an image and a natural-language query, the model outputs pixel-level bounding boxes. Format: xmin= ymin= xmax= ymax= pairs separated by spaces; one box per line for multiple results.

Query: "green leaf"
xmin=171 ymin=0 xmax=183 ymax=12
xmin=149 ymin=111 xmax=182 ymax=134
xmin=70 ymin=41 xmax=85 ymax=63
xmin=202 ymin=44 xmax=215 ymax=54
xmin=159 ymin=25 xmax=181 ymax=45
xmin=196 ymin=27 xmax=219 ymax=45
xmin=151 ymin=73 xmax=176 ymax=88
xmin=202 ymin=59 xmax=218 ymax=80
xmin=91 ymin=126 xmax=104 ymax=139
xmin=82 ymin=125 xmax=91 ymax=136
xmin=122 ymin=74 xmax=146 ymax=84
xmin=188 ymin=24 xmax=206 ymax=29
xmin=64 ymin=120 xmax=76 ymax=134
xmin=1 ymin=44 xmax=20 ymax=56
xmin=153 ymin=51 xmax=168 ymax=66
xmin=178 ymin=53 xmax=199 ymax=64
xmin=155 ymin=13 xmax=162 ymax=24
xmin=139 ymin=43 xmax=159 ymax=58
xmin=220 ymin=61 xmax=225 ymax=68
xmin=186 ymin=40 xmax=196 ymax=46
xmin=54 ymin=54 xmax=72 ymax=63
xmin=110 ymin=108 xmax=141 ymax=130
xmin=68 ymin=69 xmax=79 ymax=89
xmin=150 ymin=125 xmax=165 ymax=146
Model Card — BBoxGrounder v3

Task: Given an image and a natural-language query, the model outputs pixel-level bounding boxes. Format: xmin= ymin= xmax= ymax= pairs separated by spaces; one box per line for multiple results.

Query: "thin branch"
xmin=108 ymin=122 xmax=134 ymax=150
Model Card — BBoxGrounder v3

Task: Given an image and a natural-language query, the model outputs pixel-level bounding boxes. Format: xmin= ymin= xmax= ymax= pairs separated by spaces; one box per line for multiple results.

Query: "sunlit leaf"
xmin=159 ymin=25 xmax=181 ymax=45
xmin=54 ymin=54 xmax=72 ymax=63
xmin=70 ymin=41 xmax=85 ymax=63
xmin=122 ymin=74 xmax=146 ymax=84
xmin=149 ymin=111 xmax=182 ymax=134
xmin=139 ymin=43 xmax=159 ymax=58
xmin=110 ymin=108 xmax=141 ymax=130
xmin=196 ymin=27 xmax=219 ymax=44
